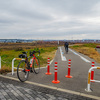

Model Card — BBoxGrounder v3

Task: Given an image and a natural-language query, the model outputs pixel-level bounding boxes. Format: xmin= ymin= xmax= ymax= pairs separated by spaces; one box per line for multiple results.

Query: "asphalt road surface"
xmin=1 ymin=46 xmax=100 ymax=99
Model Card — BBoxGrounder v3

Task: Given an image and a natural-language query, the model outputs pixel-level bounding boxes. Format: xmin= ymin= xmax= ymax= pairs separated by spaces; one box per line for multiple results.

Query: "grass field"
xmin=0 ymin=43 xmax=58 ymax=74
xmin=1 ymin=42 xmax=99 ymax=74
xmin=70 ymin=43 xmax=100 ymax=63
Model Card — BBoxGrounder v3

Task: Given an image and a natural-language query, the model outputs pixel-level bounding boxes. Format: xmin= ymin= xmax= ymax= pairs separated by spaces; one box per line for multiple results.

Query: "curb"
xmin=0 ymin=75 xmax=100 ymax=100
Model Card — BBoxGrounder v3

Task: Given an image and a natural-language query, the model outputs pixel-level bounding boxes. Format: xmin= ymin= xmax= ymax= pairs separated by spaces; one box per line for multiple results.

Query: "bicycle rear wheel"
xmin=65 ymin=47 xmax=68 ymax=53
xmin=33 ymin=57 xmax=40 ymax=74
xmin=17 ymin=60 xmax=29 ymax=82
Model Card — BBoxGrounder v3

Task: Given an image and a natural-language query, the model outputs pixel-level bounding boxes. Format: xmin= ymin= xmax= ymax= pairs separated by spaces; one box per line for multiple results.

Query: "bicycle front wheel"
xmin=33 ymin=57 xmax=40 ymax=74
xmin=17 ymin=60 xmax=29 ymax=82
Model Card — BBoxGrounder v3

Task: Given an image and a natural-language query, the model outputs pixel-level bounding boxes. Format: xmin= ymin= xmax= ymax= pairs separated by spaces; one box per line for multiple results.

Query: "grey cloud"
xmin=0 ymin=0 xmax=100 ymax=39
xmin=0 ymin=0 xmax=53 ymax=23
xmin=41 ymin=0 xmax=99 ymax=16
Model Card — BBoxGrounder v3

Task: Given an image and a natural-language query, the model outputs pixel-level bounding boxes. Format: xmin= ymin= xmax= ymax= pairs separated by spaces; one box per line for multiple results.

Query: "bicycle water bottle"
xmin=30 ymin=59 xmax=32 ymax=64
xmin=30 ymin=59 xmax=32 ymax=67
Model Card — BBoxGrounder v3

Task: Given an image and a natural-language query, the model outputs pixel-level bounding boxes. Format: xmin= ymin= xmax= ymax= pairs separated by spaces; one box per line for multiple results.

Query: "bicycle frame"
xmin=25 ymin=54 xmax=38 ymax=72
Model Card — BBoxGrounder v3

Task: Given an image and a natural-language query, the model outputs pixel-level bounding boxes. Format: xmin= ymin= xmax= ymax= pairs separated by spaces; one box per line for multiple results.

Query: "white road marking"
xmin=69 ymin=49 xmax=91 ymax=63
xmin=59 ymin=47 xmax=67 ymax=61
xmin=0 ymin=75 xmax=100 ymax=100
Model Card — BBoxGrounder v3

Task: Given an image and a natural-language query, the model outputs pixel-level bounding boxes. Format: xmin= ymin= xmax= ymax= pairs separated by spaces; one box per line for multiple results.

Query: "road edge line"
xmin=69 ymin=48 xmax=91 ymax=63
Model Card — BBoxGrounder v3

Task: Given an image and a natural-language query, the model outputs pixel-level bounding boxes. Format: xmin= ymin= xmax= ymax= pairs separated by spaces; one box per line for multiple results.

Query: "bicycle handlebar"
xmin=30 ymin=50 xmax=40 ymax=56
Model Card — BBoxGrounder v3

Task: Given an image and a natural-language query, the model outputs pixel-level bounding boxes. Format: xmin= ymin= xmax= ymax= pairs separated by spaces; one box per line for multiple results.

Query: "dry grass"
xmin=70 ymin=46 xmax=100 ymax=63
xmin=0 ymin=66 xmax=11 ymax=74
xmin=41 ymin=50 xmax=56 ymax=59
xmin=0 ymin=42 xmax=58 ymax=50
xmin=40 ymin=50 xmax=56 ymax=67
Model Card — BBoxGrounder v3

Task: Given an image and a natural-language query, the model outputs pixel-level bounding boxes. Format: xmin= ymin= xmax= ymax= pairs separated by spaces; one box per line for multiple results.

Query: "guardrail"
xmin=12 ymin=58 xmax=24 ymax=75
xmin=85 ymin=66 xmax=100 ymax=92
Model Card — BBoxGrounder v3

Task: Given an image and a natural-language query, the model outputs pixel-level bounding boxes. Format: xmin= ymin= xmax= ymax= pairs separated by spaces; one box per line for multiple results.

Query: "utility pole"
xmin=58 ymin=40 xmax=59 ymax=45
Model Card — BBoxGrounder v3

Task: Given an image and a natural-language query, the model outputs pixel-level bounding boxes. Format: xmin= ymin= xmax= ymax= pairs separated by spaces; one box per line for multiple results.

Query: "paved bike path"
xmin=3 ymin=46 xmax=100 ymax=99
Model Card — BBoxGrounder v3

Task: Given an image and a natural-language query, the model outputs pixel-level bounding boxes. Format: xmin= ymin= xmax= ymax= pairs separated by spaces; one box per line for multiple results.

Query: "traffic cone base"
xmin=45 ymin=72 xmax=52 ymax=75
xmin=52 ymin=80 xmax=60 ymax=84
xmin=65 ymin=75 xmax=72 ymax=78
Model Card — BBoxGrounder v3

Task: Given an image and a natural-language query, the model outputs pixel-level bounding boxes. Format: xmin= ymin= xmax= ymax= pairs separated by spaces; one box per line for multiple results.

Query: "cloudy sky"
xmin=0 ymin=0 xmax=100 ymax=40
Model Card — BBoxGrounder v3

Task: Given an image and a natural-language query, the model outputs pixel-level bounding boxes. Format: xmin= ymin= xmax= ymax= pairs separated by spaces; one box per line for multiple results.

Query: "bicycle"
xmin=64 ymin=42 xmax=69 ymax=54
xmin=17 ymin=50 xmax=40 ymax=82
xmin=65 ymin=47 xmax=68 ymax=53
